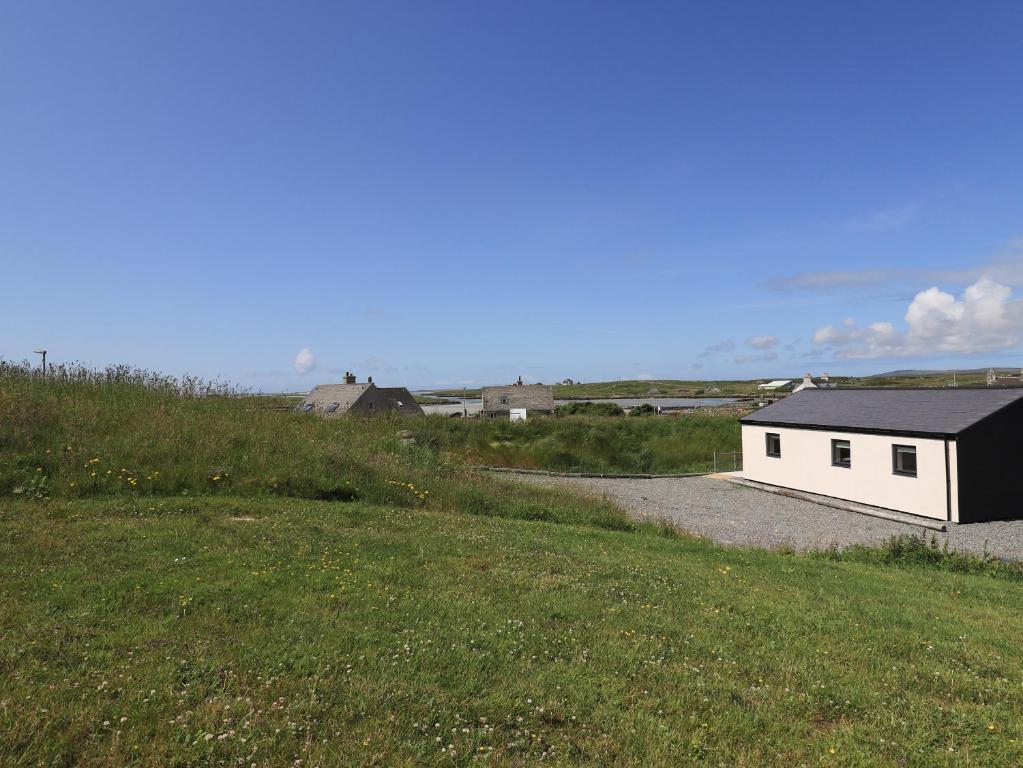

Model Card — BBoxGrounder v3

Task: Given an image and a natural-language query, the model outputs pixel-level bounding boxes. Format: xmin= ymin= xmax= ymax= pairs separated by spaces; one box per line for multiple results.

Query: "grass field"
xmin=406 ymin=413 xmax=740 ymax=474
xmin=4 ymin=496 xmax=1023 ymax=766
xmin=425 ymin=370 xmax=999 ymax=401
xmin=3 ymin=363 xmax=1023 ymax=765
xmin=426 ymin=379 xmax=758 ymax=399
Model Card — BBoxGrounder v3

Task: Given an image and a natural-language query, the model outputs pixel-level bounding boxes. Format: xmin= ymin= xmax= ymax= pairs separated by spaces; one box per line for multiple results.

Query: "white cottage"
xmin=739 ymin=388 xmax=1023 ymax=524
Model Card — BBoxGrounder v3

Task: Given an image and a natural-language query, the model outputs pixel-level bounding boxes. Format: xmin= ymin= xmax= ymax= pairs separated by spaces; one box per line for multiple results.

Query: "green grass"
xmin=406 ymin=414 xmax=741 ymax=474
xmin=3 ymin=364 xmax=1023 ymax=765
xmin=427 ymin=379 xmax=761 ymax=399
xmin=426 ymin=371 xmax=1002 ymax=401
xmin=0 ymin=364 xmax=740 ymax=484
xmin=414 ymin=395 xmax=454 ymax=405
xmin=3 ymin=496 xmax=1022 ymax=766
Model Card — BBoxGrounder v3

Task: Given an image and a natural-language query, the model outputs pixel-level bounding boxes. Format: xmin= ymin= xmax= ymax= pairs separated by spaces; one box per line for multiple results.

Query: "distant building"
xmin=301 ymin=372 xmax=424 ymax=417
xmin=481 ymin=376 xmax=555 ymax=419
xmin=757 ymin=379 xmax=793 ymax=391
xmin=793 ymin=372 xmax=838 ymax=393
xmin=987 ymin=368 xmax=1023 ymax=387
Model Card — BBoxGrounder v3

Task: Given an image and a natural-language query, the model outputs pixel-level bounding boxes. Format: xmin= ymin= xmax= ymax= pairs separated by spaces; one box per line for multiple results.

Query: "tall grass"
xmin=407 ymin=412 xmax=741 ymax=473
xmin=0 ymin=362 xmax=631 ymax=530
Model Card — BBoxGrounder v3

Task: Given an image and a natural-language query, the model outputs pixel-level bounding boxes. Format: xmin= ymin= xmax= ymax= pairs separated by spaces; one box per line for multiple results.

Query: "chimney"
xmin=516 ymin=375 xmax=523 ymax=385
xmin=803 ymin=372 xmax=813 ymax=385
xmin=367 ymin=376 xmax=373 ymax=384
xmin=343 ymin=371 xmax=356 ymax=384
xmin=820 ymin=373 xmax=829 ymax=382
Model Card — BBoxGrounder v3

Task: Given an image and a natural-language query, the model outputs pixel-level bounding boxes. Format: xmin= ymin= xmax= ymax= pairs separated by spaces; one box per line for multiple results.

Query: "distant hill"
xmin=874 ymin=368 xmax=1005 ymax=377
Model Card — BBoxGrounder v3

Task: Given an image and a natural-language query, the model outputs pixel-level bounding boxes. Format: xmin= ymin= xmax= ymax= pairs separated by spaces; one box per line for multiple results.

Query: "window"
xmin=500 ymin=396 xmax=508 ymax=405
xmin=765 ymin=432 xmax=781 ymax=458
xmin=831 ymin=439 xmax=851 ymax=468
xmin=892 ymin=444 xmax=917 ymax=477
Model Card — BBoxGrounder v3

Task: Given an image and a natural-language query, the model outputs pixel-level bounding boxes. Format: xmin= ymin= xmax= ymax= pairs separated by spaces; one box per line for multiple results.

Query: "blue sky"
xmin=2 ymin=1 xmax=1022 ymax=391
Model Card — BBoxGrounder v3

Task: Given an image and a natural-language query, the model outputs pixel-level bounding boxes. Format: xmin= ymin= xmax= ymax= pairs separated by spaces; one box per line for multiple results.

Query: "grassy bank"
xmin=407 ymin=413 xmax=741 ymax=474
xmin=1 ymin=363 xmax=740 ymax=485
xmin=3 ymin=496 xmax=1022 ymax=766
xmin=0 ymin=363 xmax=628 ymax=528
xmin=3 ymin=364 xmax=1023 ymax=765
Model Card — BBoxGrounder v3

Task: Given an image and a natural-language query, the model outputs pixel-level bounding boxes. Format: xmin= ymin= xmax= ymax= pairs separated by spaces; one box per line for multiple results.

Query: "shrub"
xmin=555 ymin=401 xmax=625 ymax=417
xmin=629 ymin=403 xmax=658 ymax=416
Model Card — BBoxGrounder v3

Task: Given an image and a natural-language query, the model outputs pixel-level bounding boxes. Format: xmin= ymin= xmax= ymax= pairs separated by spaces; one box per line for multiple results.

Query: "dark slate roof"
xmin=377 ymin=387 xmax=425 ymax=416
xmin=740 ymin=388 xmax=1023 ymax=436
xmin=302 ymin=383 xmax=372 ymax=414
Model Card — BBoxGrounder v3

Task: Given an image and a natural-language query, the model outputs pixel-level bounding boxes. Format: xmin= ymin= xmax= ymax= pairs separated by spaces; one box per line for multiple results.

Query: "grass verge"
xmin=2 ymin=496 xmax=1022 ymax=766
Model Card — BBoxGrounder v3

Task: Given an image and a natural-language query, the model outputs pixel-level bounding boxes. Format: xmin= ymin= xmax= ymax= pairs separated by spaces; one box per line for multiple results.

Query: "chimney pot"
xmin=368 ymin=376 xmax=373 ymax=384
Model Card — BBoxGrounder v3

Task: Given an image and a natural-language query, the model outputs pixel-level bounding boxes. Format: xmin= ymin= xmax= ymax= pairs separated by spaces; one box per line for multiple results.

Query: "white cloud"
xmin=812 ymin=275 xmax=1023 ymax=358
xmin=294 ymin=348 xmax=316 ymax=374
xmin=745 ymin=335 xmax=779 ymax=350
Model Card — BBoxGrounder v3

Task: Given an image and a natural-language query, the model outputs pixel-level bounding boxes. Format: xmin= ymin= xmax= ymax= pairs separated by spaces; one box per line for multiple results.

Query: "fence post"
xmin=713 ymin=451 xmax=718 ymax=472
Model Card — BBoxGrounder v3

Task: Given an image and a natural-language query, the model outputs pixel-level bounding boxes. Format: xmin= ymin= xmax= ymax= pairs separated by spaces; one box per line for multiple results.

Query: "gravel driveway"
xmin=510 ymin=473 xmax=1023 ymax=561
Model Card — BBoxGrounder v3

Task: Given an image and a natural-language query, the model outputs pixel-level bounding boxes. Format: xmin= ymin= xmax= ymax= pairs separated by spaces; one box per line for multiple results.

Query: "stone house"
xmin=301 ymin=372 xmax=423 ymax=417
xmin=481 ymin=377 xmax=555 ymax=419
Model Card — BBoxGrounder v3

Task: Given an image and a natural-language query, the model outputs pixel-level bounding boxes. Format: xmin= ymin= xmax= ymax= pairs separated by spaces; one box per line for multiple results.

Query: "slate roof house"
xmin=792 ymin=372 xmax=837 ymax=393
xmin=301 ymin=372 xmax=423 ymax=417
xmin=740 ymin=388 xmax=1023 ymax=523
xmin=481 ymin=377 xmax=555 ymax=419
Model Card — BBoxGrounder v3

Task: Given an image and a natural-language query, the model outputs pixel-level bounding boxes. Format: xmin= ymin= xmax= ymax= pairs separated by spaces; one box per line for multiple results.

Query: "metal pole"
xmin=713 ymin=451 xmax=717 ymax=472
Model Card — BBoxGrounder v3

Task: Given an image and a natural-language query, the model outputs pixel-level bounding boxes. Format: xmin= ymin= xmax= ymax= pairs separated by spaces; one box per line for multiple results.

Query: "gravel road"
xmin=510 ymin=473 xmax=1023 ymax=561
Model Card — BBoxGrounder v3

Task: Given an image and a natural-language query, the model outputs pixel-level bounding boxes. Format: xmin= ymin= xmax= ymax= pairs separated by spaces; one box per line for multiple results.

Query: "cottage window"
xmin=831 ymin=439 xmax=851 ymax=468
xmin=892 ymin=445 xmax=917 ymax=477
xmin=500 ymin=396 xmax=508 ymax=405
xmin=765 ymin=432 xmax=781 ymax=458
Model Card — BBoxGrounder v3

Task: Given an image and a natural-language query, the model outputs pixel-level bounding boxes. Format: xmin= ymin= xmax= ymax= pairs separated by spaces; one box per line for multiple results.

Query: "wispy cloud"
xmin=698 ymin=339 xmax=735 ymax=358
xmin=768 ymin=237 xmax=1023 ymax=296
xmin=765 ymin=269 xmax=896 ymax=291
xmin=734 ymin=351 xmax=778 ymax=364
xmin=745 ymin=335 xmax=779 ymax=350
xmin=847 ymin=202 xmax=922 ymax=232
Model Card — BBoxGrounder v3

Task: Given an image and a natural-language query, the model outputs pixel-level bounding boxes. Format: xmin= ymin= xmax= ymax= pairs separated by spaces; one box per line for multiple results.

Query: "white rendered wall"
xmin=740 ymin=425 xmax=952 ymax=520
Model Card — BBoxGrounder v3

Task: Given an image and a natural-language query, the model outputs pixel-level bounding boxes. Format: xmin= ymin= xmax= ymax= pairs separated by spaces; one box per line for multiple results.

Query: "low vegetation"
xmin=428 ymin=378 xmax=759 ymax=399
xmin=407 ymin=413 xmax=740 ymax=474
xmin=554 ymin=401 xmax=625 ymax=417
xmin=3 ymin=363 xmax=1022 ymax=765
xmin=426 ymin=369 xmax=999 ymax=401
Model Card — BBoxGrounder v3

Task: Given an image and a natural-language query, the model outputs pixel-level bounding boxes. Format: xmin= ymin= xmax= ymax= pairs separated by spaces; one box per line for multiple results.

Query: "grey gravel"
xmin=509 ymin=473 xmax=1023 ymax=561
